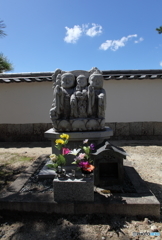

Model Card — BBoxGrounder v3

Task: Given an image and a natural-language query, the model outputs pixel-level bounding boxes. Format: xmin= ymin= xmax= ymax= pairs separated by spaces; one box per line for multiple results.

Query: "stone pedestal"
xmin=44 ymin=127 xmax=113 ymax=156
xmin=44 ymin=127 xmax=113 ymax=175
xmin=53 ymin=176 xmax=94 ymax=202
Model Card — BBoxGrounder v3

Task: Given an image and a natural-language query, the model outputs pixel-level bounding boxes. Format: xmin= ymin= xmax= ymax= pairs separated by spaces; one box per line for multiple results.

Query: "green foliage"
xmin=57 ymin=154 xmax=66 ymax=166
xmin=0 ymin=153 xmax=33 ymax=165
xmin=83 ymin=146 xmax=90 ymax=155
xmin=156 ymin=26 xmax=162 ymax=34
xmin=47 ymin=163 xmax=58 ymax=169
xmin=0 ymin=20 xmax=6 ymax=38
xmin=0 ymin=20 xmax=13 ymax=72
xmin=55 ymin=143 xmax=62 ymax=150
xmin=0 ymin=53 xmax=13 ymax=73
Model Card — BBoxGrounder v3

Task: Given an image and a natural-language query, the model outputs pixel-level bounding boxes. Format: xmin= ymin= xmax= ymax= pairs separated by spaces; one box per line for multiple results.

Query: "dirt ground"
xmin=0 ymin=141 xmax=162 ymax=240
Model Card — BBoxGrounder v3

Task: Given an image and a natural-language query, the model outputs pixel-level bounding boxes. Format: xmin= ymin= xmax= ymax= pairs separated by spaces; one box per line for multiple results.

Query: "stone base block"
xmin=53 ymin=176 xmax=94 ymax=202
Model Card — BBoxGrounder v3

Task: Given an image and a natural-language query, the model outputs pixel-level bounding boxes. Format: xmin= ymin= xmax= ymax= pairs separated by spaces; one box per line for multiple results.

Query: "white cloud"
xmin=160 ymin=61 xmax=162 ymax=67
xmin=64 ymin=23 xmax=103 ymax=43
xmin=99 ymin=34 xmax=137 ymax=51
xmin=134 ymin=37 xmax=144 ymax=43
xmin=84 ymin=23 xmax=102 ymax=37
xmin=64 ymin=25 xmax=83 ymax=43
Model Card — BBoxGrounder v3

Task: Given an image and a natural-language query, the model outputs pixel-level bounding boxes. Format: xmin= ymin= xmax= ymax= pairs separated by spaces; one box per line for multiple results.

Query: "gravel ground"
xmin=0 ymin=140 xmax=162 ymax=240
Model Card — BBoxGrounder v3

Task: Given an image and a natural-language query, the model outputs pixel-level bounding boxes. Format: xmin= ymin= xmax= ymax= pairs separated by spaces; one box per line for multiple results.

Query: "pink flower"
xmin=78 ymin=161 xmax=89 ymax=168
xmin=78 ymin=153 xmax=86 ymax=159
xmin=62 ymin=148 xmax=70 ymax=155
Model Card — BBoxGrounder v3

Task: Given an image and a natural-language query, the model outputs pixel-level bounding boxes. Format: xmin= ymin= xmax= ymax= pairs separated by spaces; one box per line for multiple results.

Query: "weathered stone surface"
xmin=38 ymin=159 xmax=57 ymax=179
xmin=105 ymin=122 xmax=115 ymax=135
xmin=53 ymin=176 xmax=94 ymax=202
xmin=142 ymin=122 xmax=154 ymax=136
xmin=1 ymin=122 xmax=162 ymax=142
xmin=129 ymin=122 xmax=142 ymax=136
xmin=20 ymin=124 xmax=33 ymax=141
xmin=154 ymin=122 xmax=162 ymax=135
xmin=7 ymin=124 xmax=21 ymax=141
xmin=92 ymin=142 xmax=125 ymax=186
xmin=49 ymin=68 xmax=106 ymax=131
xmin=116 ymin=122 xmax=129 ymax=136
xmin=0 ymin=124 xmax=8 ymax=141
xmin=33 ymin=123 xmax=49 ymax=141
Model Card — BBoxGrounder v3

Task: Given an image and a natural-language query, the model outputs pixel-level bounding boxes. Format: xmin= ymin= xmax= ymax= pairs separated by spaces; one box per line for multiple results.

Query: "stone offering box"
xmin=53 ymin=176 xmax=94 ymax=202
xmin=92 ymin=141 xmax=128 ymax=187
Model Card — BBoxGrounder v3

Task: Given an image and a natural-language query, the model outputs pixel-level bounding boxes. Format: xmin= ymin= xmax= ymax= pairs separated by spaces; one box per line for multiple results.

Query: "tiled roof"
xmin=0 ymin=72 xmax=53 ymax=83
xmin=0 ymin=69 xmax=162 ymax=83
xmin=102 ymin=69 xmax=162 ymax=80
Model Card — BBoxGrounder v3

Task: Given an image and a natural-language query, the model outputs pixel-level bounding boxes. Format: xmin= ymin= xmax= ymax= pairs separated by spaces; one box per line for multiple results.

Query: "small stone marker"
xmin=38 ymin=160 xmax=57 ymax=179
xmin=53 ymin=176 xmax=94 ymax=202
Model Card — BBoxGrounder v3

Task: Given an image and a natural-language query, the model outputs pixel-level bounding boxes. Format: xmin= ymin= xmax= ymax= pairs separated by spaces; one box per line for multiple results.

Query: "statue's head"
xmin=61 ymin=73 xmax=75 ymax=88
xmin=89 ymin=73 xmax=103 ymax=89
xmin=76 ymin=75 xmax=87 ymax=88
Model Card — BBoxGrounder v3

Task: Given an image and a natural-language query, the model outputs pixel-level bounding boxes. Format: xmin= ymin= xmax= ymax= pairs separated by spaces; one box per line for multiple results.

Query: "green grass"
xmin=0 ymin=153 xmax=33 ymax=166
xmin=5 ymin=154 xmax=33 ymax=165
xmin=0 ymin=153 xmax=34 ymax=190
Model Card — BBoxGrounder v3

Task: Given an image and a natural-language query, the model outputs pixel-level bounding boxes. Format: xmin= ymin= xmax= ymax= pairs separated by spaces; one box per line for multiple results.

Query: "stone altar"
xmin=44 ymin=67 xmax=113 ymax=202
xmin=49 ymin=67 xmax=107 ymax=131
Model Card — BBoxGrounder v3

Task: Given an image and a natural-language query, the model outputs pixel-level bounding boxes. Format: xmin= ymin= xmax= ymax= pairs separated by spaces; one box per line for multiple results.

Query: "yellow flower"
xmin=55 ymin=139 xmax=65 ymax=145
xmin=60 ymin=133 xmax=69 ymax=140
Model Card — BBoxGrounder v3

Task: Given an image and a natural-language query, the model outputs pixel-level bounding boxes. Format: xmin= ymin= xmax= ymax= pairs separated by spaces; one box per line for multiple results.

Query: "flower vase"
xmin=81 ymin=169 xmax=93 ymax=178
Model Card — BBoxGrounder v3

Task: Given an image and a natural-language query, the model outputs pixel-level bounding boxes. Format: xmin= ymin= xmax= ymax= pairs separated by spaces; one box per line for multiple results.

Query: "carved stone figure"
xmin=70 ymin=75 xmax=88 ymax=118
xmin=88 ymin=73 xmax=106 ymax=118
xmin=76 ymin=74 xmax=88 ymax=90
xmin=76 ymin=90 xmax=88 ymax=118
xmin=50 ymin=68 xmax=107 ymax=131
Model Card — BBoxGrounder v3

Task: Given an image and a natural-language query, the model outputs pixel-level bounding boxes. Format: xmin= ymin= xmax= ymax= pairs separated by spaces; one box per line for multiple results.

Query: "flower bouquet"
xmin=47 ymin=133 xmax=70 ymax=172
xmin=69 ymin=139 xmax=95 ymax=174
xmin=48 ymin=134 xmax=95 ymax=177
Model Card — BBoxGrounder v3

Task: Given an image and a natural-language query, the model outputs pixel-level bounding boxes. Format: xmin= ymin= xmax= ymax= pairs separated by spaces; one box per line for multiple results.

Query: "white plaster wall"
xmin=104 ymin=79 xmax=162 ymax=122
xmin=0 ymin=82 xmax=53 ymax=124
xmin=0 ymin=79 xmax=162 ymax=124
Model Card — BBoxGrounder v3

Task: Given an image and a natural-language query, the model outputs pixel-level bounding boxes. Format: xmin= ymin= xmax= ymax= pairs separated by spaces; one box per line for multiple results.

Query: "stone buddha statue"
xmin=50 ymin=68 xmax=106 ymax=131
xmin=88 ymin=72 xmax=106 ymax=118
xmin=71 ymin=75 xmax=88 ymax=118
xmin=50 ymin=72 xmax=75 ymax=120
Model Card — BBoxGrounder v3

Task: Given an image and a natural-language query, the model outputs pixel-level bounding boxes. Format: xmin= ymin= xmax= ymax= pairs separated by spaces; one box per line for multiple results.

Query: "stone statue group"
xmin=50 ymin=67 xmax=106 ymax=131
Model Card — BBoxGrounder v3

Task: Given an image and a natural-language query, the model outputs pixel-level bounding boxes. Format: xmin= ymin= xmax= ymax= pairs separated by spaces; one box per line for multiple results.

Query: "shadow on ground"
xmin=0 ymin=211 xmax=159 ymax=240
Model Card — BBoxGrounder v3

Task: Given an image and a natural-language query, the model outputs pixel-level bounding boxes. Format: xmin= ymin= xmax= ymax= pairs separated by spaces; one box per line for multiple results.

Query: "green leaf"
xmin=47 ymin=163 xmax=58 ymax=169
xmin=0 ymin=53 xmax=13 ymax=73
xmin=83 ymin=146 xmax=90 ymax=155
xmin=71 ymin=161 xmax=77 ymax=164
xmin=76 ymin=167 xmax=81 ymax=171
xmin=57 ymin=154 xmax=66 ymax=166
xmin=64 ymin=139 xmax=68 ymax=145
xmin=55 ymin=144 xmax=62 ymax=150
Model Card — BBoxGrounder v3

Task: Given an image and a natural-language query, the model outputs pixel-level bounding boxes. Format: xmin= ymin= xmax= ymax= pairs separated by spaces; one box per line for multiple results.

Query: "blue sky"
xmin=1 ymin=0 xmax=162 ymax=73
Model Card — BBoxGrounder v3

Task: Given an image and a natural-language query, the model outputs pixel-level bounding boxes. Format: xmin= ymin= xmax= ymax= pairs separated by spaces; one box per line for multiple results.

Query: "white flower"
xmin=68 ymin=148 xmax=81 ymax=155
xmin=83 ymin=139 xmax=88 ymax=144
xmin=50 ymin=154 xmax=58 ymax=162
